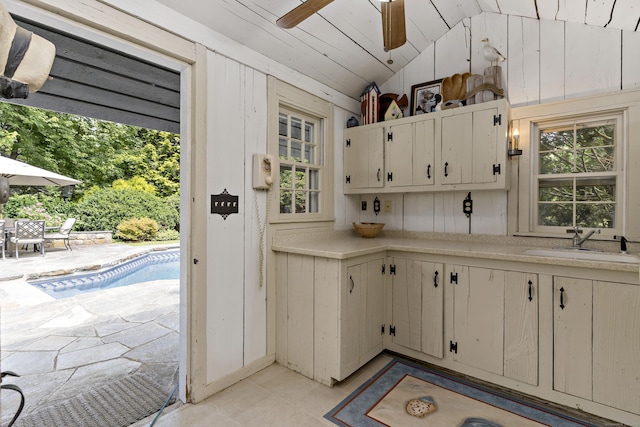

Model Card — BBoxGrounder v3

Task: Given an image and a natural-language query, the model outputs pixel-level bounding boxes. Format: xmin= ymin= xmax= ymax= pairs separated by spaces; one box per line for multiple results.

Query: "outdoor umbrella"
xmin=0 ymin=155 xmax=80 ymax=187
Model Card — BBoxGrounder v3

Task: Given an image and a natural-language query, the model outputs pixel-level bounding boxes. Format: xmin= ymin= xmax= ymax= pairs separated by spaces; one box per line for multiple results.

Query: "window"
xmin=533 ymin=112 xmax=623 ymax=234
xmin=278 ymin=108 xmax=322 ymax=214
xmin=268 ymin=78 xmax=334 ymax=223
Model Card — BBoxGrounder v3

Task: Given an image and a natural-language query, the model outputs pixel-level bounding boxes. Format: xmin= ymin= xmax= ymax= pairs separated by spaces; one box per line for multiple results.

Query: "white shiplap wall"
xmin=351 ymin=11 xmax=640 ymax=236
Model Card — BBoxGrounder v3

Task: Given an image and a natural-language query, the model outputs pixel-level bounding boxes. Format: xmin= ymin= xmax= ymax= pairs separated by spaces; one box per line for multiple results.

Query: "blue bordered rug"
xmin=325 ymin=358 xmax=599 ymax=427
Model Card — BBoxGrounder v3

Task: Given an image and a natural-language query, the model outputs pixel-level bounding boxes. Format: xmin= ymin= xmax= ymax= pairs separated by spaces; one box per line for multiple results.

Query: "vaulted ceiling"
xmin=154 ymin=0 xmax=640 ymax=100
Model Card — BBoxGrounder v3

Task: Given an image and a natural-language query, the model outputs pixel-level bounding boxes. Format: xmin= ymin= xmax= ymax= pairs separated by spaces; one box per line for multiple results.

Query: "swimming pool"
xmin=29 ymin=249 xmax=180 ymax=299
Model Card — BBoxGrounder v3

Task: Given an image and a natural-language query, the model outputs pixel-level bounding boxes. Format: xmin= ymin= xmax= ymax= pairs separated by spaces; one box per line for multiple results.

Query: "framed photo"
xmin=410 ymin=79 xmax=442 ymax=116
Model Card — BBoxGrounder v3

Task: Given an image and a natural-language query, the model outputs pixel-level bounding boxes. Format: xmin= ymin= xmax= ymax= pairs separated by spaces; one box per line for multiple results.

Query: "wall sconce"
xmin=508 ymin=120 xmax=522 ymax=156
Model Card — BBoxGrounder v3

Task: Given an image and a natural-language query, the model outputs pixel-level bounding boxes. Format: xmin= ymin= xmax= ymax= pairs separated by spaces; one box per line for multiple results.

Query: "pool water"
xmin=30 ymin=249 xmax=179 ymax=299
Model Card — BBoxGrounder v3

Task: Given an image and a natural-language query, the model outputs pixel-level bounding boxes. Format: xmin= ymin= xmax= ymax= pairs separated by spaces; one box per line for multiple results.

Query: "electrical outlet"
xmin=361 ymin=201 xmax=367 ymax=211
xmin=384 ymin=200 xmax=392 ymax=213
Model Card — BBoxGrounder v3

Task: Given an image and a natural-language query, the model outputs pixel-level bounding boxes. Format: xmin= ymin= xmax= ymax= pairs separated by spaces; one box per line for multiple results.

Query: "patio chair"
xmin=44 ymin=218 xmax=76 ymax=251
xmin=10 ymin=220 xmax=45 ymax=259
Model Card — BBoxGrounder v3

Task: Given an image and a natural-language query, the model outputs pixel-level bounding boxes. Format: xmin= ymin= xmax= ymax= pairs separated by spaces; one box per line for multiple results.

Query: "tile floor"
xmin=138 ymin=354 xmax=394 ymax=427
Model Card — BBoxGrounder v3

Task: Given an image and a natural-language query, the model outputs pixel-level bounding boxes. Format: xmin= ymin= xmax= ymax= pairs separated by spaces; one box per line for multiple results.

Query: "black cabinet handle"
xmin=528 ymin=280 xmax=533 ymax=301
xmin=444 ymin=162 xmax=449 ymax=177
xmin=349 ymin=275 xmax=354 ymax=294
xmin=427 ymin=164 xmax=431 ymax=179
xmin=559 ymin=287 xmax=565 ymax=309
xmin=377 ymin=168 xmax=381 ymax=182
xmin=433 ymin=270 xmax=439 ymax=288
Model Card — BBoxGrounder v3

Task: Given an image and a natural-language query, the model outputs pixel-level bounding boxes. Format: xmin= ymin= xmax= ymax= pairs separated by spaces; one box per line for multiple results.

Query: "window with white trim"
xmin=533 ymin=112 xmax=624 ymax=234
xmin=278 ymin=107 xmax=322 ymax=214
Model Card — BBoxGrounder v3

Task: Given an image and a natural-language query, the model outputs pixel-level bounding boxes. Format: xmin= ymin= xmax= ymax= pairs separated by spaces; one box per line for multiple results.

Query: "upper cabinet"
xmin=344 ymin=99 xmax=510 ymax=194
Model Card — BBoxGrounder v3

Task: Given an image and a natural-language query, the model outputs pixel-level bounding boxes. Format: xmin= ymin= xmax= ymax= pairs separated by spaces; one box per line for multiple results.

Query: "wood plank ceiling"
xmin=154 ymin=0 xmax=640 ymax=100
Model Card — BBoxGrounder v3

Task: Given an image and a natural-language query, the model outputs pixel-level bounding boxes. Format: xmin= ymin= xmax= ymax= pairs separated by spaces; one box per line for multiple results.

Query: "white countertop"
xmin=272 ymin=231 xmax=640 ymax=274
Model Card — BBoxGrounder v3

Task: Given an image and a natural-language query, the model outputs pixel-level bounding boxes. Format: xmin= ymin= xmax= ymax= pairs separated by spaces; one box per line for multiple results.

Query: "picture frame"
xmin=410 ymin=79 xmax=443 ymax=116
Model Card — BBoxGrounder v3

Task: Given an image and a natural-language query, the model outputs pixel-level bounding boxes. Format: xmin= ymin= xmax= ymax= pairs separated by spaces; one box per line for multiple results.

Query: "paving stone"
xmin=56 ymin=341 xmax=129 ymax=370
xmin=126 ymin=331 xmax=179 ymax=364
xmin=21 ymin=335 xmax=77 ymax=351
xmin=102 ymin=321 xmax=172 ymax=348
xmin=39 ymin=305 xmax=95 ymax=328
xmin=59 ymin=336 xmax=105 ymax=353
xmin=94 ymin=319 xmax=140 ymax=337
xmin=2 ymin=351 xmax=57 ymax=375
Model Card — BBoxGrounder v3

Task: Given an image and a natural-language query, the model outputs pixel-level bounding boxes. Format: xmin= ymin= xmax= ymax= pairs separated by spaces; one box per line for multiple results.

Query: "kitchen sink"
xmin=523 ymin=248 xmax=640 ymax=264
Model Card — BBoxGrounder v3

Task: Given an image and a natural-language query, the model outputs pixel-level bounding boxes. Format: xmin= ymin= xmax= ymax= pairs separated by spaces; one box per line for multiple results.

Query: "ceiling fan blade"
xmin=277 ymin=0 xmax=334 ymax=29
xmin=381 ymin=0 xmax=406 ymax=50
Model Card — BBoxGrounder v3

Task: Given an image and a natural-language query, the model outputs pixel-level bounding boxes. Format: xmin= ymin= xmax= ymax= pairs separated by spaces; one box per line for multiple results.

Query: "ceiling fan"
xmin=276 ymin=0 xmax=407 ymax=51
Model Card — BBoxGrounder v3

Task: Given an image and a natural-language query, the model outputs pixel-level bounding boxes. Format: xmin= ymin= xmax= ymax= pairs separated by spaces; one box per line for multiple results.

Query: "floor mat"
xmin=325 ymin=358 xmax=599 ymax=427
xmin=13 ymin=374 xmax=174 ymax=427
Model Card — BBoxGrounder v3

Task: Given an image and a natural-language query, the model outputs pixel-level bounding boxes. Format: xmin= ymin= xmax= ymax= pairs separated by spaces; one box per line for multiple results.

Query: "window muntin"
xmin=278 ymin=108 xmax=322 ymax=215
xmin=534 ymin=114 xmax=622 ymax=232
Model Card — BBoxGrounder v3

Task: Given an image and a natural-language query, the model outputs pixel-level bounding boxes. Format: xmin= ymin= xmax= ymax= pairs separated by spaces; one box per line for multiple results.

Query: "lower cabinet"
xmin=554 ymin=277 xmax=640 ymax=414
xmin=449 ymin=265 xmax=539 ymax=385
xmin=275 ymin=252 xmax=384 ymax=385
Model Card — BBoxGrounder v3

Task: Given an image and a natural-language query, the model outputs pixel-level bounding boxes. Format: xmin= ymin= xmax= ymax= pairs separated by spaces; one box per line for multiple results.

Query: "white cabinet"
xmin=275 ymin=252 xmax=384 ymax=385
xmin=388 ymin=256 xmax=444 ymax=358
xmin=554 ymin=277 xmax=640 ymax=414
xmin=343 ymin=99 xmax=509 ymax=194
xmin=343 ymin=125 xmax=384 ymax=190
xmin=449 ymin=265 xmax=538 ymax=384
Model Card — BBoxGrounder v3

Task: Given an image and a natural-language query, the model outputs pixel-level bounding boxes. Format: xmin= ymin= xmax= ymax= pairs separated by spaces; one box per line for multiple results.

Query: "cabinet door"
xmin=504 ymin=272 xmax=538 ymax=385
xmin=553 ymin=277 xmax=592 ymax=400
xmin=386 ymin=122 xmax=413 ymax=187
xmin=471 ymin=107 xmax=499 ymax=184
xmin=344 ymin=126 xmax=384 ymax=190
xmin=340 ymin=258 xmax=384 ymax=379
xmin=451 ymin=265 xmax=504 ymax=375
xmin=413 ymin=119 xmax=436 ymax=186
xmin=391 ymin=258 xmax=443 ymax=357
xmin=593 ymin=281 xmax=640 ymax=414
xmin=441 ymin=113 xmax=471 ymax=185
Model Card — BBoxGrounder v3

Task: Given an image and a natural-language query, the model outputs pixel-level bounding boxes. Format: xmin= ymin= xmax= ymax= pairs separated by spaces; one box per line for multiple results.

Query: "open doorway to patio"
xmin=1 ymin=14 xmax=183 ymax=426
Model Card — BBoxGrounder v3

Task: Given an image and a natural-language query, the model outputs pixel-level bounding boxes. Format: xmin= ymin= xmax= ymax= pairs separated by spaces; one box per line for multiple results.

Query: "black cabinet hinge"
xmin=346 ymin=138 xmax=351 ymax=147
xmin=345 ymin=175 xmax=350 ymax=184
xmin=450 ymin=272 xmax=458 ymax=284
xmin=387 ymin=172 xmax=393 ymax=182
xmin=493 ymin=164 xmax=501 ymax=175
xmin=450 ymin=341 xmax=458 ymax=353
xmin=493 ymin=114 xmax=502 ymax=126
xmin=390 ymin=264 xmax=396 ymax=275
xmin=390 ymin=326 xmax=396 ymax=336
xmin=382 ymin=264 xmax=386 ymax=275
xmin=387 ymin=132 xmax=393 ymax=141
xmin=381 ymin=324 xmax=385 ymax=335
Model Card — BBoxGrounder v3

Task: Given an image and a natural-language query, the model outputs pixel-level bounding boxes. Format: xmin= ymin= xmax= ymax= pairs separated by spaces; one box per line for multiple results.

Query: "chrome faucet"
xmin=567 ymin=226 xmax=601 ymax=248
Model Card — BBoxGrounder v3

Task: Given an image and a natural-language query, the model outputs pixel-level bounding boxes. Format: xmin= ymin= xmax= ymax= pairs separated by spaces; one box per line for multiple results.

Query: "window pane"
xmin=305 ymin=122 xmax=314 ymax=143
xmin=295 ymin=167 xmax=306 ymax=189
xmin=539 ymin=150 xmax=573 ymax=174
xmin=576 ymin=178 xmax=615 ymax=202
xmin=279 ymin=113 xmax=288 ymax=136
xmin=295 ymin=191 xmax=306 ymax=213
xmin=280 ymin=166 xmax=292 ymax=190
xmin=309 ymin=169 xmax=319 ymax=190
xmin=538 ymin=203 xmax=573 ymax=227
xmin=279 ymin=138 xmax=288 ymax=159
xmin=291 ymin=141 xmax=302 ymax=162
xmin=540 ymin=128 xmax=573 ymax=151
xmin=309 ymin=191 xmax=319 ymax=213
xmin=577 ymin=203 xmax=615 ymax=228
xmin=304 ymin=144 xmax=315 ymax=164
xmin=576 ymin=123 xmax=614 ymax=148
xmin=280 ymin=190 xmax=292 ymax=213
xmin=576 ymin=147 xmax=615 ymax=172
xmin=539 ymin=179 xmax=573 ymax=202
xmin=291 ymin=117 xmax=302 ymax=140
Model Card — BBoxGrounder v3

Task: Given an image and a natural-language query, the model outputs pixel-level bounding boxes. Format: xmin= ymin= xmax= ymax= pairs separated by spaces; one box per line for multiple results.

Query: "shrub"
xmin=115 ymin=217 xmax=159 ymax=241
xmin=156 ymin=229 xmax=180 ymax=241
xmin=15 ymin=203 xmax=64 ymax=227
xmin=75 ymin=187 xmax=178 ymax=232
